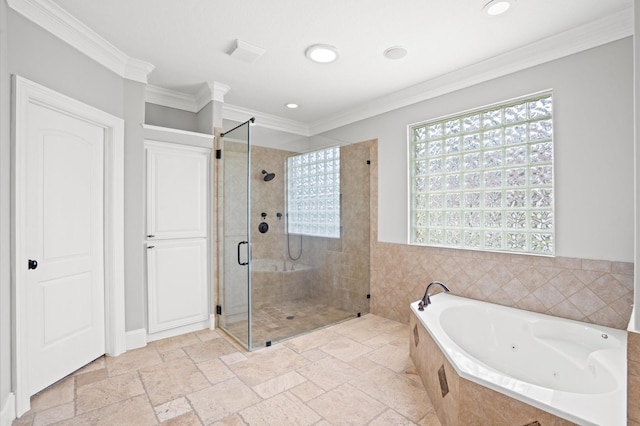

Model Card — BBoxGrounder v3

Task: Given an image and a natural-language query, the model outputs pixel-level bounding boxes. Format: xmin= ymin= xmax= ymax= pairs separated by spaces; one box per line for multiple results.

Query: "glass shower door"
xmin=218 ymin=119 xmax=252 ymax=349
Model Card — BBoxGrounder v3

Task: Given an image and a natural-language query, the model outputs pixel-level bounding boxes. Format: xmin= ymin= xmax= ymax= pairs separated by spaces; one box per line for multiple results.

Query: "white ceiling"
xmin=48 ymin=0 xmax=633 ymax=136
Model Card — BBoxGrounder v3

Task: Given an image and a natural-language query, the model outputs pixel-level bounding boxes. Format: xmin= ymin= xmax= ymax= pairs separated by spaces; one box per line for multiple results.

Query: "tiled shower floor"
xmin=13 ymin=314 xmax=441 ymax=425
xmin=222 ymin=300 xmax=358 ymax=349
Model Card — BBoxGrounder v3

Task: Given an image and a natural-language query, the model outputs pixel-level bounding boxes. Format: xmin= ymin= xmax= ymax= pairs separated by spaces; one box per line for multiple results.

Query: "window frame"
xmin=407 ymin=91 xmax=555 ymax=256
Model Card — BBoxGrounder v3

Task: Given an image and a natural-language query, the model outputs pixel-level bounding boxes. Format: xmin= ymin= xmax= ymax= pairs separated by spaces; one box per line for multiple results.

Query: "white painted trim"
xmin=146 ymin=320 xmax=210 ymax=343
xmin=195 ymin=82 xmax=231 ymax=111
xmin=212 ymin=82 xmax=231 ymax=103
xmin=125 ymin=329 xmax=147 ymax=351
xmin=12 ymin=75 xmax=125 ymax=416
xmin=0 ymin=393 xmax=15 ymax=426
xmin=146 ymin=83 xmax=232 ymax=114
xmin=6 ymin=0 xmax=154 ymax=83
xmin=144 ymin=86 xmax=311 ymax=136
xmin=142 ymin=124 xmax=214 ymax=146
xmin=146 ymin=85 xmax=199 ymax=113
xmin=194 ymin=83 xmax=214 ymax=112
xmin=222 ymin=104 xmax=310 ymax=136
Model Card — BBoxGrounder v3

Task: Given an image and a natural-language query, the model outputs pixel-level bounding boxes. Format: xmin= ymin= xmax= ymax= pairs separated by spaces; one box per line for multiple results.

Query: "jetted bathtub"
xmin=410 ymin=293 xmax=627 ymax=425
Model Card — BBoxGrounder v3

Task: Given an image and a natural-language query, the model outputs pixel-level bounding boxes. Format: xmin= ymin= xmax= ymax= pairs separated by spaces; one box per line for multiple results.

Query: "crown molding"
xmin=309 ymin=7 xmax=634 ymax=135
xmin=212 ymin=82 xmax=231 ymax=103
xmin=7 ymin=0 xmax=154 ymax=83
xmin=145 ymin=85 xmax=198 ymax=112
xmin=146 ymin=82 xmax=233 ymax=113
xmin=193 ymin=81 xmax=231 ymax=111
xmin=124 ymin=58 xmax=156 ymax=84
xmin=222 ymin=104 xmax=310 ymax=136
xmin=194 ymin=83 xmax=214 ymax=111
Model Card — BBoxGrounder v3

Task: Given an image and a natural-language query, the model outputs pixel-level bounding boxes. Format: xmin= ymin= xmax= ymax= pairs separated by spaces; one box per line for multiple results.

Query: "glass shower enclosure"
xmin=217 ymin=118 xmax=372 ymax=350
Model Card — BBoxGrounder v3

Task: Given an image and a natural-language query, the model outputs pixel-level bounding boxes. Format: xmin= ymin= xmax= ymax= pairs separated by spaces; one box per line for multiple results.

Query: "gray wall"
xmin=145 ymin=101 xmax=216 ymax=135
xmin=1 ymin=8 xmax=145 ymax=411
xmin=323 ymin=38 xmax=635 ymax=263
xmin=145 ymin=103 xmax=198 ymax=132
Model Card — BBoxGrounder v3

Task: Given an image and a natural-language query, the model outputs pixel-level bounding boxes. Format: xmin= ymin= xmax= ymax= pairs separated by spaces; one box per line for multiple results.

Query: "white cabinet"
xmin=145 ymin=138 xmax=211 ymax=335
xmin=146 ymin=142 xmax=209 ymax=239
xmin=147 ymin=239 xmax=208 ymax=332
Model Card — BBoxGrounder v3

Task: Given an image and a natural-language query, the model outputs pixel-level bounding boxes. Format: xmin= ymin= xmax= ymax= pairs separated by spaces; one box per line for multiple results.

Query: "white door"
xmin=145 ymin=141 xmax=210 ymax=334
xmin=25 ymin=102 xmax=105 ymax=395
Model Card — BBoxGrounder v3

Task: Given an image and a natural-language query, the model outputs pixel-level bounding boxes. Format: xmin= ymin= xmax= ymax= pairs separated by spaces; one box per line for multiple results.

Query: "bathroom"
xmin=1 ymin=0 xmax=640 ymax=424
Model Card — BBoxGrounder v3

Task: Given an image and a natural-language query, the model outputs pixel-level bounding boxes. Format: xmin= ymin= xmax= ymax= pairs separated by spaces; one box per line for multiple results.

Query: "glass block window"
xmin=287 ymin=147 xmax=340 ymax=238
xmin=409 ymin=93 xmax=554 ymax=255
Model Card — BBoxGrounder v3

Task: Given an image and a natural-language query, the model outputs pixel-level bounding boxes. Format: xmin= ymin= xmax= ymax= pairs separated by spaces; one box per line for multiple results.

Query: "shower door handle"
xmin=237 ymin=241 xmax=248 ymax=266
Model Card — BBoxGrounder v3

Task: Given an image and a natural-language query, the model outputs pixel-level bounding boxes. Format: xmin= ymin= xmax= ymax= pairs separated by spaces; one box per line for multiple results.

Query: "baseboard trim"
xmin=125 ymin=328 xmax=147 ymax=351
xmin=146 ymin=321 xmax=209 ymax=343
xmin=0 ymin=393 xmax=16 ymax=426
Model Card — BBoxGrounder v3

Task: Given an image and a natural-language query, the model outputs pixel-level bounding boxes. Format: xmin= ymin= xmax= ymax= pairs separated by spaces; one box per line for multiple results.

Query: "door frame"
xmin=11 ymin=75 xmax=125 ymax=416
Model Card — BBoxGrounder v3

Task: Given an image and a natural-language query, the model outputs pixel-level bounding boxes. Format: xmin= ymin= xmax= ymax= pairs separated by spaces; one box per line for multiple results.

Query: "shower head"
xmin=262 ymin=170 xmax=276 ymax=181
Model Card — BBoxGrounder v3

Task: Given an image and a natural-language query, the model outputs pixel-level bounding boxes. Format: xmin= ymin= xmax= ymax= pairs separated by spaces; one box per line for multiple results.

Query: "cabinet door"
xmin=146 ymin=142 xmax=209 ymax=239
xmin=147 ymin=239 xmax=208 ymax=333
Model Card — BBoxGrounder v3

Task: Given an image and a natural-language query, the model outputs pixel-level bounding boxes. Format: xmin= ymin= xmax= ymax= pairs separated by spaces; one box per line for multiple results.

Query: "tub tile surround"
xmin=13 ymin=314 xmax=441 ymax=425
xmin=409 ymin=313 xmax=578 ymax=425
xmin=371 ymin=242 xmax=634 ymax=330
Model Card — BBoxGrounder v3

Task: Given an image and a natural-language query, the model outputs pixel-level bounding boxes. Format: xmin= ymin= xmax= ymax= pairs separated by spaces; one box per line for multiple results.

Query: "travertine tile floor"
xmin=13 ymin=314 xmax=441 ymax=425
xmin=223 ymin=301 xmax=356 ymax=350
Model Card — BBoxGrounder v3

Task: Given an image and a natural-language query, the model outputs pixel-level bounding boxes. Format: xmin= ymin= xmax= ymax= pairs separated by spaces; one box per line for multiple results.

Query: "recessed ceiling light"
xmin=285 ymin=103 xmax=299 ymax=109
xmin=305 ymin=44 xmax=338 ymax=63
xmin=484 ymin=0 xmax=510 ymax=16
xmin=383 ymin=46 xmax=408 ymax=60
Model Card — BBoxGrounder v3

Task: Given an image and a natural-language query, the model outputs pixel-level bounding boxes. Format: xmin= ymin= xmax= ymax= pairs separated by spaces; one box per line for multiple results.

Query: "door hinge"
xmin=216 ymin=149 xmax=222 ymax=159
xmin=216 ymin=305 xmax=222 ymax=315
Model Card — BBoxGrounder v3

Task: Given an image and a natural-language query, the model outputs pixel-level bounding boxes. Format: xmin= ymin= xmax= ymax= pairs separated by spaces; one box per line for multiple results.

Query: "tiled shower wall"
xmin=630 ymin=331 xmax=640 ymax=424
xmin=249 ymin=142 xmax=373 ymax=314
xmin=308 ymin=141 xmax=373 ymax=314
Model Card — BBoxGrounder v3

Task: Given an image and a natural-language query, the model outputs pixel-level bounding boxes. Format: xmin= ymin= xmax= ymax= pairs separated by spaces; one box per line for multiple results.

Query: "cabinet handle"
xmin=147 ymin=235 xmax=155 ymax=238
xmin=147 ymin=245 xmax=155 ymax=249
xmin=237 ymin=241 xmax=248 ymax=266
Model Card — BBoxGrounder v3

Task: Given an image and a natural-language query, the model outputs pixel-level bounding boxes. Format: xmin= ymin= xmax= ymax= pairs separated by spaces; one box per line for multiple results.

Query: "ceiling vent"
xmin=228 ymin=39 xmax=266 ymax=63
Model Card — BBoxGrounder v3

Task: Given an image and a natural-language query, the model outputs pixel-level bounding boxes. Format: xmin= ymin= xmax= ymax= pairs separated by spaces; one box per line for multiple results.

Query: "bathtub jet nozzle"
xmin=418 ymin=281 xmax=450 ymax=311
